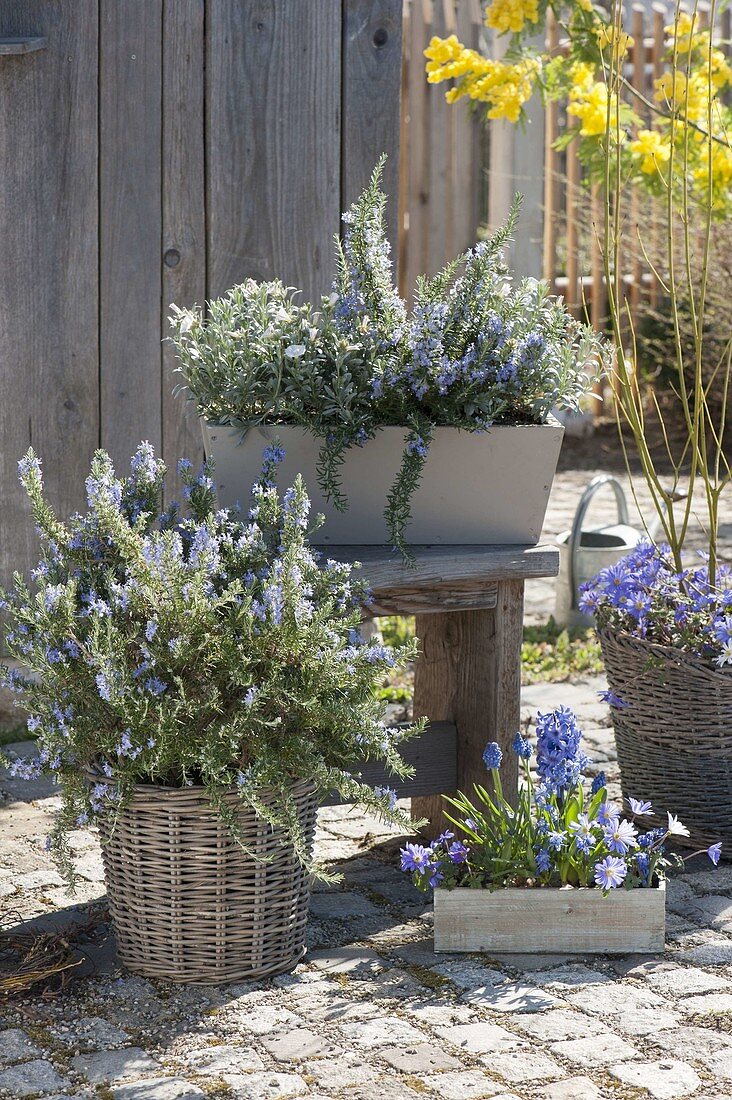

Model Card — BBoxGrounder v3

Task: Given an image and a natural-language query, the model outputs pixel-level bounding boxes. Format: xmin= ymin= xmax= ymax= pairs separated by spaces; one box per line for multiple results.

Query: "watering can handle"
xmin=568 ymin=475 xmax=630 ymax=610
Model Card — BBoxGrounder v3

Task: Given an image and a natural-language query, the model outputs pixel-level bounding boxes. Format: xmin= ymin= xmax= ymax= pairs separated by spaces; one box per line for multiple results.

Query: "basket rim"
xmin=84 ymin=768 xmax=318 ymax=801
xmin=596 ymin=624 xmax=732 ymax=683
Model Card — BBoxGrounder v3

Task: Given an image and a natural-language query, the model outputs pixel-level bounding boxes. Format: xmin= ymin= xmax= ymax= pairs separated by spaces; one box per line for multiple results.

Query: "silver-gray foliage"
xmin=171 ymin=160 xmax=609 ymax=556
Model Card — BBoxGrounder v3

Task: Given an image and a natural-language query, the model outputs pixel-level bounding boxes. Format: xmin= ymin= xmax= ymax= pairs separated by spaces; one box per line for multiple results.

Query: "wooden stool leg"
xmin=411 ymin=580 xmax=524 ymax=838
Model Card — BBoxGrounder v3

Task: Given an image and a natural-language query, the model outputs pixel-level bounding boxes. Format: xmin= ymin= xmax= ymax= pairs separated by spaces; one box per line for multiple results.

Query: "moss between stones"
xmin=404 ymin=963 xmax=454 ymax=994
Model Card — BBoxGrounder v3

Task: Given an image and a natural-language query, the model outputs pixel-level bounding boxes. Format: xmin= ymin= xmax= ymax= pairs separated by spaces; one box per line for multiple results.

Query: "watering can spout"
xmin=554 ymin=475 xmax=645 ymax=629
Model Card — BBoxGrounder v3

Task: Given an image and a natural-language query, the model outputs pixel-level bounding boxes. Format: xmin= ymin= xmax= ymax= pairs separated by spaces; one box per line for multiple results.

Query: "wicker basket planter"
xmin=434 ymin=881 xmax=666 ymax=954
xmin=97 ymin=778 xmax=318 ymax=984
xmin=598 ymin=627 xmax=732 ymax=848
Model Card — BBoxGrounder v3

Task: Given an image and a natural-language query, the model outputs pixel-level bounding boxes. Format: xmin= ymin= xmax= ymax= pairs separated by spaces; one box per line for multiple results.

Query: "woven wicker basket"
xmin=97 ymin=778 xmax=318 ymax=984
xmin=598 ymin=627 xmax=732 ymax=847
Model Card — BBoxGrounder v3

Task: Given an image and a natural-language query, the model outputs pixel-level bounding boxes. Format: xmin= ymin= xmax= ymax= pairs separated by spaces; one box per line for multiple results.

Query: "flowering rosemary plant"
xmin=1 ymin=443 xmax=422 ymax=885
xmin=171 ymin=160 xmax=606 ymax=558
xmin=401 ymin=706 xmax=721 ymax=893
xmin=581 ymin=542 xmax=732 ymax=668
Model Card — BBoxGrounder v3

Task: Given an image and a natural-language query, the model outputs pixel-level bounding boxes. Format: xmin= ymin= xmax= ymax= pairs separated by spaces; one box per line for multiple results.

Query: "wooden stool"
xmin=326 ymin=545 xmax=560 ymax=836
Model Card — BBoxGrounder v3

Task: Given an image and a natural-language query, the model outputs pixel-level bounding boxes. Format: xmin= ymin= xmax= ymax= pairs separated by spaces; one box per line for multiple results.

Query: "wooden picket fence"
xmin=398 ymin=0 xmax=487 ymax=298
xmin=543 ymin=2 xmax=732 ymax=331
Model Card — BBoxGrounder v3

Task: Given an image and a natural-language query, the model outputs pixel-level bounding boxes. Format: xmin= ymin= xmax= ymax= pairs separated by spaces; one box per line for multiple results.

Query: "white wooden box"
xmin=203 ymin=420 xmax=564 ymax=545
xmin=433 ymin=882 xmax=666 ymax=955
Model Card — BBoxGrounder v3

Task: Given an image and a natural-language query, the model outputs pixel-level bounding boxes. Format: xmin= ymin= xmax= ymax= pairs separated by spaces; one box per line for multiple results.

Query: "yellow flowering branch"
xmin=424 ymin=1 xmax=732 ymax=216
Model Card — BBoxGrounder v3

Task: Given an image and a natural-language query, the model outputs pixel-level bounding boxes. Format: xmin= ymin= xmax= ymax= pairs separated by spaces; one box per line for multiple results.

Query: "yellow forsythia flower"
xmin=709 ymin=49 xmax=732 ymax=92
xmin=424 ymin=34 xmax=463 ymax=67
xmin=630 ymin=129 xmax=671 ymax=175
xmin=569 ymin=61 xmax=595 ymax=91
xmin=596 ymin=22 xmax=634 ymax=60
xmin=424 ymin=37 xmax=540 ymax=123
xmin=567 ymin=79 xmax=614 ymax=137
xmin=485 ymin=0 xmax=539 ymax=34
xmin=654 ymin=70 xmax=710 ymax=124
xmin=654 ymin=70 xmax=687 ymax=105
xmin=665 ymin=11 xmax=707 ymax=54
xmin=693 ymin=141 xmax=732 ymax=209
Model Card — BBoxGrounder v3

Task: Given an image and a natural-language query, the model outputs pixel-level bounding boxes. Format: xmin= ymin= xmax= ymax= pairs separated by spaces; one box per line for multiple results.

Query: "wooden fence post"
xmin=488 ymin=28 xmax=545 ymax=277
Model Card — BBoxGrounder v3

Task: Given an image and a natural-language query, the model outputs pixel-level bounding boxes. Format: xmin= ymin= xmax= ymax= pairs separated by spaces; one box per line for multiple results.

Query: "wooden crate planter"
xmin=434 ymin=882 xmax=666 ymax=955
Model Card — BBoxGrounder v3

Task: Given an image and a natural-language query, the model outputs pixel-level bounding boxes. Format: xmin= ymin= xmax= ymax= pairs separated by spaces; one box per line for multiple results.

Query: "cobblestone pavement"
xmin=3 ymin=680 xmax=732 ymax=1100
xmin=2 ymin=459 xmax=732 ymax=1100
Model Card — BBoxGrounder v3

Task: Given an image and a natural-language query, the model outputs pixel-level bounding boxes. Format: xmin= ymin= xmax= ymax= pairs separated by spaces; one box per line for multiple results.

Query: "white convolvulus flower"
xmin=667 ymin=813 xmax=690 ymax=838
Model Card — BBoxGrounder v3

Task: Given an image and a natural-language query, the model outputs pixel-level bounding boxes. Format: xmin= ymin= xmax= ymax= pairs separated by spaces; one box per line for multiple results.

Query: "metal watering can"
xmin=554 ymin=475 xmax=644 ymax=629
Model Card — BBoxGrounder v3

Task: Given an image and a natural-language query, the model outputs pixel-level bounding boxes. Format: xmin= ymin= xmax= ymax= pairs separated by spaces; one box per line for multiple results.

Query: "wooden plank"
xmin=402 ymin=0 xmax=432 ymax=299
xmin=206 ymin=1 xmax=341 ymax=304
xmin=722 ymin=7 xmax=731 ymax=61
xmin=452 ymin=0 xmax=482 ymax=254
xmin=490 ymin=579 xmax=524 ymax=802
xmin=100 ymin=0 xmax=163 ymax=471
xmin=322 ymin=721 xmax=457 ymax=805
xmin=434 ymin=881 xmax=667 ymax=954
xmin=411 ymin=581 xmax=524 ymax=837
xmin=161 ymin=0 xmax=206 ymax=497
xmin=342 ymin=0 xmax=403 ymax=265
xmin=565 ymin=137 xmax=580 ymax=315
xmin=427 ymin=0 xmax=454 ymax=275
xmin=328 ymin=544 xmax=560 ymax=602
xmin=590 ymin=182 xmax=605 ymax=415
xmin=0 ymin=0 xmax=99 ymax=587
xmin=0 ymin=37 xmax=47 ymax=54
xmin=397 ymin=0 xmax=410 ymax=291
xmin=367 ymin=580 xmax=498 ymax=616
xmin=543 ymin=12 xmax=559 ymax=289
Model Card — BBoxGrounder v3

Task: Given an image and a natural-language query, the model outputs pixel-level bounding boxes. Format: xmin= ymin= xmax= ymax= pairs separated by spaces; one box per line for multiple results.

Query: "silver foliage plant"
xmin=1 ymin=443 xmax=422 ymax=885
xmin=171 ymin=159 xmax=608 ymax=557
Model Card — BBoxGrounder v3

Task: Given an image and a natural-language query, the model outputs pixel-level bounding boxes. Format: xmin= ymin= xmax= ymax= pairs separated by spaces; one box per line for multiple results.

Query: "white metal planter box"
xmin=433 ymin=882 xmax=666 ymax=955
xmin=203 ymin=420 xmax=564 ymax=545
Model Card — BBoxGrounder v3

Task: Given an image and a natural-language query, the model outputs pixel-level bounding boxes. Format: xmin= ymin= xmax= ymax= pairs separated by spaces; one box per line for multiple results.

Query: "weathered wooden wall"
xmin=399 ymin=0 xmax=486 ymax=299
xmin=0 ymin=0 xmax=402 ymax=584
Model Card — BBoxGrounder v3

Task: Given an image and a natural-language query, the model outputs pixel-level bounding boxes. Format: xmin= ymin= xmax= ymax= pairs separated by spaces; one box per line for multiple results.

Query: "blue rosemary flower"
xmin=597 ymin=689 xmax=630 ymax=709
xmin=374 ymin=786 xmax=398 ymax=810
